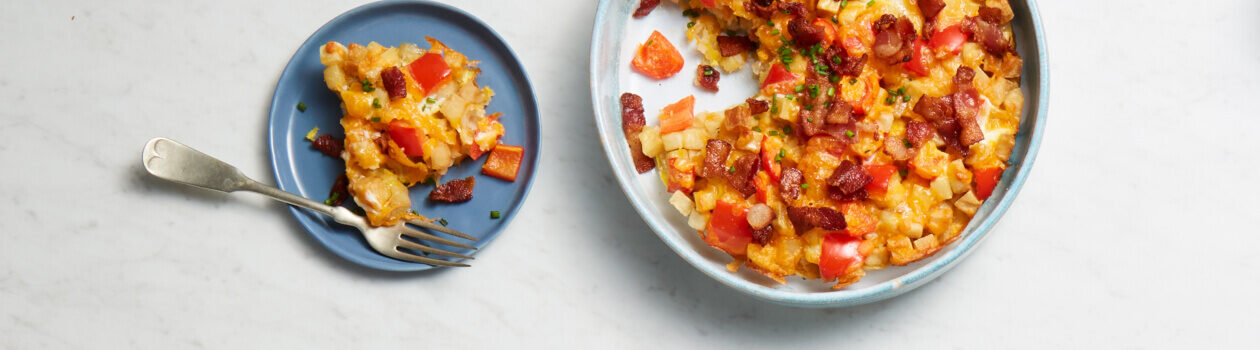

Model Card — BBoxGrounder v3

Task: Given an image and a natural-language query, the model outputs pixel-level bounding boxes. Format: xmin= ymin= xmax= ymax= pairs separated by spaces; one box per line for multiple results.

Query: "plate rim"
xmin=266 ymin=0 xmax=542 ymax=272
xmin=588 ymin=0 xmax=1048 ymax=306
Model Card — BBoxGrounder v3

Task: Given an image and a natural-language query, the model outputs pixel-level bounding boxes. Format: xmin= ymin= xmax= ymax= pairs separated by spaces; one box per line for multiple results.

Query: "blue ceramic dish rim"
xmin=267 ymin=0 xmax=542 ymax=272
xmin=589 ymin=0 xmax=1048 ymax=307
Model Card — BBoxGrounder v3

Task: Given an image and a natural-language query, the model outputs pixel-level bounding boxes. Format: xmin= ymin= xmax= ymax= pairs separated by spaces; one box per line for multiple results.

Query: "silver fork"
xmin=141 ymin=137 xmax=476 ymax=267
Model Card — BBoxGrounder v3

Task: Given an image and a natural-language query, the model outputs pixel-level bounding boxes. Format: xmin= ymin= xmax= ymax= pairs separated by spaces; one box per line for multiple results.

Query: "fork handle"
xmin=240 ymin=180 xmax=369 ymax=228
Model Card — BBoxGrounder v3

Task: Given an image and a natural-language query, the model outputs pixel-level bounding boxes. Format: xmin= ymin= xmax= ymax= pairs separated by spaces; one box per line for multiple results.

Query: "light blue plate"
xmin=590 ymin=0 xmax=1047 ymax=307
xmin=268 ymin=1 xmax=540 ymax=271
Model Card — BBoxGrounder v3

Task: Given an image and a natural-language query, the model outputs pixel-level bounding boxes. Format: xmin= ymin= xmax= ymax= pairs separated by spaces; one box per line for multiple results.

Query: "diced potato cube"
xmin=694 ymin=188 xmax=717 ymax=212
xmin=948 ymin=160 xmax=972 ymax=194
xmin=638 ymin=126 xmax=664 ymax=157
xmin=682 ymin=128 xmax=707 ymax=150
xmin=669 ymin=191 xmax=693 ymax=216
xmin=877 ymin=210 xmax=899 ymax=232
xmin=736 ymin=131 xmax=763 ymax=152
xmin=930 ymin=175 xmax=953 ymax=201
xmin=911 ymin=143 xmax=950 ymax=179
xmin=913 ymin=234 xmax=939 ymax=251
xmin=926 ymin=203 xmax=953 ymax=235
xmin=687 ymin=211 xmax=708 ymax=230
xmin=662 ymin=131 xmax=684 ymax=152
xmin=816 ymin=0 xmax=842 ymax=14
xmin=900 ymin=220 xmax=924 ymax=239
xmin=955 ymin=191 xmax=982 ymax=216
xmin=702 ymin=112 xmax=724 ymax=136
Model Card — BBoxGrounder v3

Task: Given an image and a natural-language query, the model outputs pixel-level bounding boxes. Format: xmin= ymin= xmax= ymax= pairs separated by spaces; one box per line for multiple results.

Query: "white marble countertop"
xmin=3 ymin=0 xmax=1257 ymax=348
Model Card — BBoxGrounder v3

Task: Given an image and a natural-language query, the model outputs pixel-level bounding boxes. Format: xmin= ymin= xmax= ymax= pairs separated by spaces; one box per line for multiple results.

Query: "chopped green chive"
xmin=895 ymin=86 xmax=907 ymax=96
xmin=846 ymin=130 xmax=856 ymax=138
xmin=777 ymin=148 xmax=786 ymax=161
xmin=490 ymin=211 xmax=501 ymax=219
xmin=770 ymin=105 xmax=780 ymax=114
xmin=372 ymin=98 xmax=382 ymax=109
xmin=769 ymin=130 xmax=779 ymax=136
xmin=867 ymin=0 xmax=875 ymax=6
xmin=794 ymin=85 xmax=805 ymax=93
xmin=781 ymin=55 xmax=794 ymax=65
xmin=753 ymin=126 xmax=763 ymax=132
xmin=426 ymin=97 xmax=436 ymax=104
xmin=831 ymin=16 xmax=839 ymax=24
xmin=688 ymin=21 xmax=696 ymax=28
xmin=683 ymin=9 xmax=699 ymax=17
xmin=801 ymin=183 xmax=810 ymax=189
xmin=903 ymin=138 xmax=913 ymax=148
xmin=784 ymin=94 xmax=795 ymax=100
xmin=324 ymin=192 xmax=340 ymax=205
xmin=371 ymin=117 xmax=381 ymax=122
xmin=770 ymin=29 xmax=780 ymax=35
xmin=409 ymin=209 xmax=419 ymax=215
xmin=780 ymin=9 xmax=790 ymax=14
xmin=808 ymin=84 xmax=820 ymax=98
xmin=703 ymin=66 xmax=714 ymax=76
xmin=646 ymin=40 xmax=654 ymax=46
xmin=297 ymin=102 xmax=307 ymax=112
xmin=849 ymin=78 xmax=857 ymax=84
xmin=361 ymin=78 xmax=375 ymax=92
xmin=840 ymin=0 xmax=848 ymax=8
xmin=439 ymin=218 xmax=449 ymax=226
xmin=885 ymin=96 xmax=895 ymax=105
xmin=902 ymin=95 xmax=911 ymax=102
xmin=899 ymin=169 xmax=909 ymax=178
xmin=305 ymin=126 xmax=319 ymax=141
xmin=807 ymin=117 xmax=814 ymax=122
xmin=782 ymin=126 xmax=793 ymax=135
xmin=766 ymin=19 xmax=774 ymax=26
xmin=803 ymin=104 xmax=814 ymax=111
xmin=728 ymin=165 xmax=736 ymax=174
xmin=827 ymin=86 xmax=836 ymax=97
xmin=829 ymin=74 xmax=841 ymax=83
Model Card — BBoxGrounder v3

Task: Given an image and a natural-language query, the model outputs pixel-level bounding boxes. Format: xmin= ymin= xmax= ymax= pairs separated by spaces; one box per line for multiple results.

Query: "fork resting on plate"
xmin=140 ymin=137 xmax=476 ymax=267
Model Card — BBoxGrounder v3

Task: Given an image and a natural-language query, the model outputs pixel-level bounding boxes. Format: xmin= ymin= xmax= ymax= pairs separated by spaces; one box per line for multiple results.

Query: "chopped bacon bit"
xmin=817 ymin=123 xmax=857 ymax=141
xmin=954 ymin=88 xmax=984 ymax=146
xmin=788 ymin=17 xmax=826 ymax=48
xmin=727 ymin=154 xmax=760 ymax=198
xmin=827 ymin=186 xmax=869 ymax=202
xmin=380 ymin=67 xmax=407 ymax=99
xmin=716 ymin=35 xmax=756 ymax=57
xmin=823 ymin=46 xmax=867 ymax=78
xmin=620 ymin=93 xmax=655 ymax=173
xmin=914 ymin=95 xmax=954 ymax=124
xmin=698 ymin=139 xmax=733 ymax=179
xmin=696 ymin=65 xmax=721 ymax=92
xmin=327 ymin=174 xmax=350 ymax=206
xmin=779 ymin=167 xmax=804 ymax=200
xmin=633 ymin=0 xmax=660 ymax=18
xmin=429 ymin=176 xmax=475 ymax=203
xmin=746 ymin=98 xmax=770 ymax=115
xmin=977 ymin=6 xmax=1009 ymax=24
xmin=778 ymin=2 xmax=807 ymax=18
xmin=311 ymin=134 xmax=343 ymax=158
xmin=918 ymin=0 xmax=947 ymax=20
xmin=825 ymin=99 xmax=853 ymax=124
xmin=787 ymin=206 xmax=847 ymax=231
xmin=954 ymin=66 xmax=976 ymax=87
xmin=963 ymin=9 xmax=1011 ymax=56
xmin=905 ymin=120 xmax=935 ymax=147
xmin=752 ymin=226 xmax=773 ymax=245
xmin=872 ymin=15 xmax=917 ymax=64
xmin=884 ymin=135 xmax=912 ymax=160
xmin=745 ymin=0 xmax=777 ymax=19
xmin=827 ymin=161 xmax=873 ymax=195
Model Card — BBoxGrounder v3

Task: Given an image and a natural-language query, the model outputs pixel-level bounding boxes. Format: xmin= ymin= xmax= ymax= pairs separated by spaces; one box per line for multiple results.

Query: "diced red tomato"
xmin=700 ymin=0 xmax=716 ymax=7
xmin=753 ymin=171 xmax=772 ymax=203
xmin=666 ymin=157 xmax=695 ymax=194
xmin=929 ymin=25 xmax=968 ymax=54
xmin=705 ymin=201 xmax=753 ymax=255
xmin=387 ymin=120 xmax=426 ymax=157
xmin=659 ymin=95 xmax=695 ymax=133
xmin=973 ymin=167 xmax=1004 ymax=200
xmin=760 ymin=136 xmax=784 ymax=182
xmin=863 ymin=164 xmax=899 ymax=192
xmin=819 ymin=233 xmax=865 ymax=279
xmin=760 ymin=63 xmax=799 ymax=90
xmin=632 ymin=30 xmax=685 ymax=79
xmin=481 ymin=144 xmax=525 ymax=182
xmin=903 ymin=39 xmax=931 ymax=77
xmin=408 ymin=52 xmax=451 ymax=95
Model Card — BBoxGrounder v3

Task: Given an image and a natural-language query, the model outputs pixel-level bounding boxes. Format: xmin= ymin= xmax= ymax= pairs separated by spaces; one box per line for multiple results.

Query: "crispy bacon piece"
xmin=780 ymin=167 xmax=804 ymax=200
xmin=954 ymin=66 xmax=976 ymax=87
xmin=964 ymin=7 xmax=1011 ymax=56
xmin=905 ymin=120 xmax=935 ymax=147
xmin=311 ymin=134 xmax=343 ymax=158
xmin=828 ymin=186 xmax=868 ymax=202
xmin=745 ymin=0 xmax=777 ymax=19
xmin=716 ymin=35 xmax=756 ymax=57
xmin=752 ymin=226 xmax=773 ymax=245
xmin=327 ymin=174 xmax=350 ymax=206
xmin=380 ymin=67 xmax=407 ymax=99
xmin=914 ymin=95 xmax=954 ymax=124
xmin=620 ymin=93 xmax=656 ymax=173
xmin=696 ymin=65 xmax=720 ymax=92
xmin=825 ymin=99 xmax=853 ymax=124
xmin=827 ymin=161 xmax=873 ymax=195
xmin=633 ymin=0 xmax=660 ymax=18
xmin=698 ymin=139 xmax=732 ymax=179
xmin=746 ymin=98 xmax=770 ymax=115
xmin=884 ymin=135 xmax=912 ymax=161
xmin=429 ymin=176 xmax=475 ymax=203
xmin=787 ymin=206 xmax=847 ymax=231
xmin=727 ymin=154 xmax=760 ymax=198
xmin=918 ymin=0 xmax=947 ymax=20
xmin=872 ymin=15 xmax=917 ymax=64
xmin=778 ymin=2 xmax=807 ymax=18
xmin=788 ymin=17 xmax=826 ymax=48
xmin=823 ymin=46 xmax=867 ymax=77
xmin=817 ymin=123 xmax=857 ymax=141
xmin=954 ymin=88 xmax=984 ymax=146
